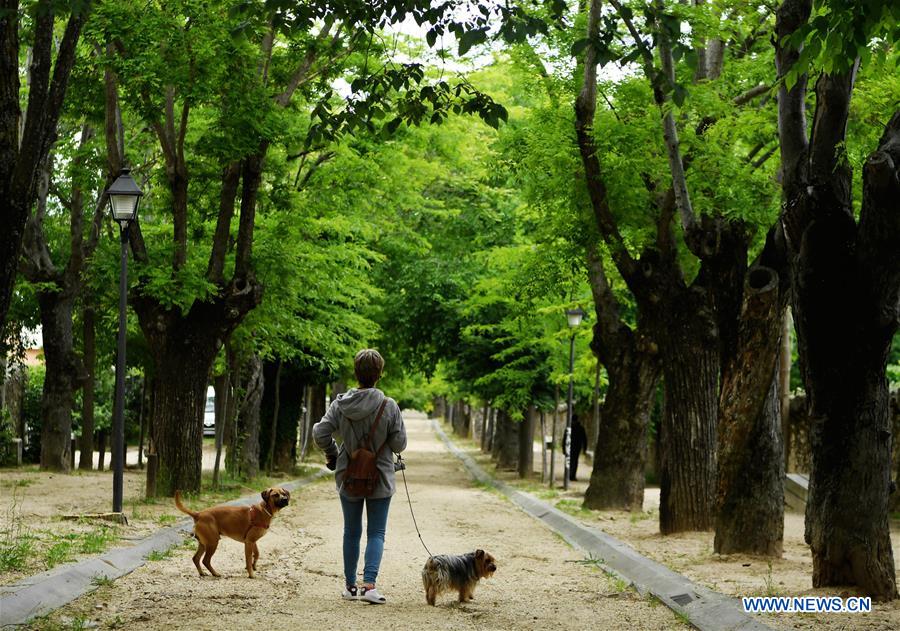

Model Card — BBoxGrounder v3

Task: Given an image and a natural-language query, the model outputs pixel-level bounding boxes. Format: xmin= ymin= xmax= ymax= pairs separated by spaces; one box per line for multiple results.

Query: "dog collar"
xmin=244 ymin=505 xmax=270 ymax=540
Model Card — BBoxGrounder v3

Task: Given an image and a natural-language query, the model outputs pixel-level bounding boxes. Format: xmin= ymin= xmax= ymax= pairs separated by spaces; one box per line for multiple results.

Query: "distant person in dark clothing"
xmin=568 ymin=413 xmax=588 ymax=481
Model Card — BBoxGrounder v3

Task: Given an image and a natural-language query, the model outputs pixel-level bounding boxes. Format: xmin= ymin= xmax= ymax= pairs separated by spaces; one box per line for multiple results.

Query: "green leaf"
xmin=458 ymin=28 xmax=487 ymax=56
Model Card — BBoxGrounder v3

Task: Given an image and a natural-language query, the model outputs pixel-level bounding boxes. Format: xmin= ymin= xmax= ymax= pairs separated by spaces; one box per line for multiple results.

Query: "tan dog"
xmin=174 ymin=487 xmax=290 ymax=578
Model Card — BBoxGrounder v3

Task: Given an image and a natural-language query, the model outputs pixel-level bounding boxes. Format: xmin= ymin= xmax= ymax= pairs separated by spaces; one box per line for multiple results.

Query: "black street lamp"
xmin=563 ymin=306 xmax=586 ymax=491
xmin=106 ymin=168 xmax=142 ymax=514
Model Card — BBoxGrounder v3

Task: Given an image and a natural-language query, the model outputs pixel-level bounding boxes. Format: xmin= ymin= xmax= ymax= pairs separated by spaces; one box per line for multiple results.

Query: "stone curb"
xmin=431 ymin=420 xmax=773 ymax=631
xmin=0 ymin=469 xmax=330 ymax=628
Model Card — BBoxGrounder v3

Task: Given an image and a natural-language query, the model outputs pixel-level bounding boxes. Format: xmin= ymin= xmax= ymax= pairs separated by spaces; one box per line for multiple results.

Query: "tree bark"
xmin=236 ymin=353 xmax=263 ymax=479
xmin=78 ymin=305 xmax=95 ymax=470
xmin=97 ymin=429 xmax=106 ymax=471
xmin=518 ymin=406 xmax=536 ymax=479
xmin=776 ymin=0 xmax=898 ymax=597
xmin=780 ymin=309 xmax=793 ymax=470
xmin=583 ymin=246 xmax=660 ymax=511
xmin=149 ymin=347 xmax=211 ymax=493
xmin=493 ymin=409 xmax=518 ymax=470
xmin=37 ymin=290 xmax=78 ymax=471
xmin=714 ymin=265 xmax=786 ymax=556
xmin=266 ymin=359 xmax=282 ymax=473
xmin=0 ymin=3 xmax=92 ymax=331
xmin=655 ymin=303 xmax=719 ymax=534
xmin=480 ymin=402 xmax=489 ymax=451
xmin=212 ymin=370 xmax=228 ymax=487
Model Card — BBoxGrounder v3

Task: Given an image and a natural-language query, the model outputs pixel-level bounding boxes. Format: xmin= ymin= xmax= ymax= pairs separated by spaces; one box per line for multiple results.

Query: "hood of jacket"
xmin=334 ymin=387 xmax=386 ymax=421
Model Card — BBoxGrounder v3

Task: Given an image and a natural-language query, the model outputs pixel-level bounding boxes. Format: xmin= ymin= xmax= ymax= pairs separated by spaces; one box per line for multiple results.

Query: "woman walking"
xmin=313 ymin=349 xmax=407 ymax=604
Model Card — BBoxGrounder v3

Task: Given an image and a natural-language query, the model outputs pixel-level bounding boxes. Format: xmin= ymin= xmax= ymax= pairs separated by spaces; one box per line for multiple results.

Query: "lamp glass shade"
xmin=106 ymin=169 xmax=143 ymax=222
xmin=566 ymin=307 xmax=586 ymax=328
xmin=110 ymin=193 xmax=139 ymax=221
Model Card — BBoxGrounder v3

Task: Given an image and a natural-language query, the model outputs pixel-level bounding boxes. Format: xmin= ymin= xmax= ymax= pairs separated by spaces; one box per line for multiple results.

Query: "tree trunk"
xmin=266 ymin=359 xmax=282 ymax=473
xmin=584 ymin=351 xmax=659 ymax=510
xmin=656 ymin=308 xmax=718 ymax=534
xmin=236 ymin=353 xmax=263 ymax=479
xmin=224 ymin=348 xmax=241 ymax=475
xmin=149 ymin=348 xmax=211 ymax=494
xmin=715 ymin=265 xmax=786 ymax=556
xmin=137 ymin=376 xmax=146 ymax=469
xmin=78 ymin=305 xmax=95 ymax=470
xmin=212 ymin=371 xmax=228 ymax=487
xmin=780 ymin=309 xmax=793 ymax=470
xmin=591 ymin=360 xmax=601 ymax=456
xmin=0 ymin=6 xmax=91 ymax=332
xmin=300 ymin=385 xmax=313 ymax=461
xmin=485 ymin=407 xmax=495 ymax=453
xmin=774 ymin=0 xmax=898 ymax=597
xmin=550 ymin=386 xmax=559 ymax=486
xmin=97 ymin=429 xmax=106 ymax=471
xmin=518 ymin=406 xmax=536 ymax=479
xmin=583 ymin=245 xmax=660 ymax=511
xmin=38 ymin=290 xmax=78 ymax=471
xmin=479 ymin=402 xmax=488 ymax=450
xmin=494 ymin=410 xmax=518 ymax=470
xmin=271 ymin=365 xmax=302 ymax=473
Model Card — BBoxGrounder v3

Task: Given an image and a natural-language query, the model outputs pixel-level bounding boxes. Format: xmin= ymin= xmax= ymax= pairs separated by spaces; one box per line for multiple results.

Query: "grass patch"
xmin=555 ymin=499 xmax=591 ymax=517
xmin=629 ymin=510 xmax=654 ymax=524
xmin=44 ymin=541 xmax=74 ymax=569
xmin=91 ymin=574 xmax=115 ymax=587
xmin=147 ymin=547 xmax=174 ymax=561
xmin=0 ymin=477 xmax=36 ymax=489
xmin=78 ymin=527 xmax=117 ymax=554
xmin=156 ymin=513 xmax=178 ymax=526
xmin=673 ymin=609 xmax=691 ymax=626
xmin=1 ymin=487 xmax=33 ymax=572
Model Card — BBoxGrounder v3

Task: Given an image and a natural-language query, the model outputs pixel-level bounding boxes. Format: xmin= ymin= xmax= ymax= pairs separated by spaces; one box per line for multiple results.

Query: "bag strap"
xmin=364 ymin=400 xmax=389 ymax=452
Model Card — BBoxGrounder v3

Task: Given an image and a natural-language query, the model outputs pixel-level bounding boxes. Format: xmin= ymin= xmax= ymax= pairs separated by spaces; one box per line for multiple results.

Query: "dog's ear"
xmin=475 ymin=549 xmax=485 ymax=559
xmin=261 ymin=489 xmax=271 ymax=503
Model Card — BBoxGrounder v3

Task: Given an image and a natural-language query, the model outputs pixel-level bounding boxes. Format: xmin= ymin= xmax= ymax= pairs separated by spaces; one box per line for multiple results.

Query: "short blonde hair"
xmin=354 ymin=349 xmax=384 ymax=388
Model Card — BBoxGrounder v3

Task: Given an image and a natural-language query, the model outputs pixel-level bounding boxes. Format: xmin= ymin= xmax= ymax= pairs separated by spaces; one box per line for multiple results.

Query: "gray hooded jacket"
xmin=312 ymin=388 xmax=407 ymax=500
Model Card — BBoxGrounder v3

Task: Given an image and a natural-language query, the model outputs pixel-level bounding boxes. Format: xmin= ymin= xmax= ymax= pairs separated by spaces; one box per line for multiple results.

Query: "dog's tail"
xmin=174 ymin=491 xmax=199 ymax=520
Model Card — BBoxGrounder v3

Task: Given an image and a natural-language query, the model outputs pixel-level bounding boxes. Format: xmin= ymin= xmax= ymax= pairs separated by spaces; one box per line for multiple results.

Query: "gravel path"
xmin=35 ymin=412 xmax=683 ymax=630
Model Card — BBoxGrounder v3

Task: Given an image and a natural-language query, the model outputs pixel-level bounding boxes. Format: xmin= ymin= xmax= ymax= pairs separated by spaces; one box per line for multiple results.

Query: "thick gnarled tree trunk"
xmin=655 ymin=303 xmax=719 ymax=534
xmin=715 ymin=264 xmax=787 ymax=556
xmin=148 ymin=341 xmax=215 ymax=494
xmin=583 ymin=247 xmax=660 ymax=511
xmin=775 ymin=0 xmax=899 ymax=598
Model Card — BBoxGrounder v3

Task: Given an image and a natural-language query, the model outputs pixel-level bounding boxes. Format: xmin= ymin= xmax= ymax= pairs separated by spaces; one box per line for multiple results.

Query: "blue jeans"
xmin=340 ymin=495 xmax=391 ymax=586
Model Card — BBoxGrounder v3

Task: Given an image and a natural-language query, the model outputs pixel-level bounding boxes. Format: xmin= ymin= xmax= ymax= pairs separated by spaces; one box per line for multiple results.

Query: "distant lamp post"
xmin=106 ymin=168 xmax=142 ymax=514
xmin=563 ymin=307 xmax=586 ymax=491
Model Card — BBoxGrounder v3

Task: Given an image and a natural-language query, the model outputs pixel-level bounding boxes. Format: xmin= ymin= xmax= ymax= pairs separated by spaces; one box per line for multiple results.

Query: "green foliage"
xmin=0 ymin=408 xmax=17 ymax=466
xmin=783 ymin=0 xmax=900 ymax=83
xmin=22 ymin=365 xmax=45 ymax=464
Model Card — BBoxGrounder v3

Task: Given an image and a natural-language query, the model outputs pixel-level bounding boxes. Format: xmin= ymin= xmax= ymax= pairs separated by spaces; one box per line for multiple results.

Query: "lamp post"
xmin=563 ymin=306 xmax=586 ymax=491
xmin=106 ymin=168 xmax=143 ymax=514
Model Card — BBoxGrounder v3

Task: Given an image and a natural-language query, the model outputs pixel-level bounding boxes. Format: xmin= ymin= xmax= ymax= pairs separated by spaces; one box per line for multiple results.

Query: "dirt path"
xmin=34 ymin=412 xmax=682 ymax=630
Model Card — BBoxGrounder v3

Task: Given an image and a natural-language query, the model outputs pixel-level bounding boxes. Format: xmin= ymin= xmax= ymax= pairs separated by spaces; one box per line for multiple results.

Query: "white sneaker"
xmin=361 ymin=586 xmax=386 ymax=604
xmin=342 ymin=585 xmax=358 ymax=600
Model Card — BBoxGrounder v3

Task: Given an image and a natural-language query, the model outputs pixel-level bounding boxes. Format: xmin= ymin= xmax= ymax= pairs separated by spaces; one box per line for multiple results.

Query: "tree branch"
xmin=857 ymin=111 xmax=900 ymax=329
xmin=0 ymin=0 xmax=21 ymax=188
xmin=733 ymin=83 xmax=770 ymax=106
xmin=206 ymin=161 xmax=241 ymax=285
xmin=276 ymin=20 xmax=336 ymax=107
xmin=65 ymin=124 xmax=94 ymax=283
xmin=774 ymin=0 xmax=812 ymax=203
xmin=575 ymin=0 xmax=638 ymax=282
xmin=653 ymin=0 xmax=698 ymax=240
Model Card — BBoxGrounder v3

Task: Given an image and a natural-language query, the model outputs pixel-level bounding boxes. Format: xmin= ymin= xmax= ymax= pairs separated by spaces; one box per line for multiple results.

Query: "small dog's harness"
xmin=243 ymin=504 xmax=271 ymax=541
